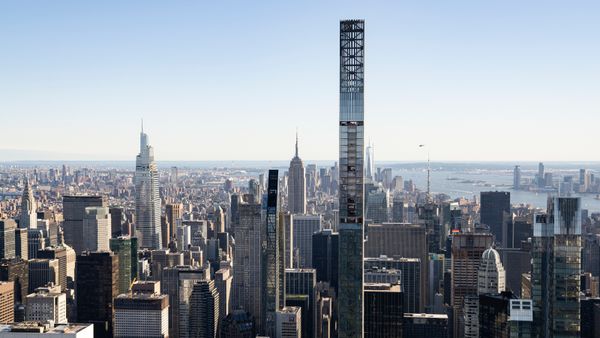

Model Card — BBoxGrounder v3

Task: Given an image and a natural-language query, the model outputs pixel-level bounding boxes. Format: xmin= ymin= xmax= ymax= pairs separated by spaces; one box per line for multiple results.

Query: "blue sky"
xmin=1 ymin=1 xmax=599 ymax=161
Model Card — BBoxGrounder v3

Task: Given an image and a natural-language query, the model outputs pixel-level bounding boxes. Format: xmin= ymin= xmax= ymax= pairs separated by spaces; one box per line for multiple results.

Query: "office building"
xmin=364 ymin=223 xmax=428 ymax=311
xmin=37 ymin=246 xmax=70 ymax=292
xmin=62 ymin=195 xmax=107 ymax=254
xmin=403 ymin=313 xmax=448 ymax=338
xmin=25 ymin=287 xmax=67 ymax=323
xmin=165 ymin=203 xmax=183 ymax=246
xmin=0 ymin=258 xmax=28 ymax=305
xmin=478 ymin=247 xmax=506 ymax=294
xmin=312 ymin=229 xmax=338 ymax=292
xmin=160 ymin=266 xmax=205 ymax=338
xmin=27 ymin=230 xmax=45 ymax=259
xmin=513 ymin=166 xmax=521 ymax=190
xmin=364 ymin=256 xmax=421 ymax=313
xmin=220 ymin=309 xmax=256 ymax=338
xmin=276 ymin=307 xmax=301 ymax=338
xmin=532 ymin=197 xmax=582 ymax=337
xmin=291 ymin=214 xmax=321 ymax=268
xmin=14 ymin=229 xmax=27 ymax=260
xmin=109 ymin=207 xmax=124 ymax=237
xmin=76 ymin=251 xmax=119 ymax=338
xmin=365 ymin=142 xmax=374 ymax=182
xmin=0 ymin=282 xmax=13 ymax=324
xmin=113 ymin=282 xmax=169 ymax=338
xmin=82 ymin=207 xmax=111 ymax=252
xmin=288 ymin=134 xmax=306 ymax=215
xmin=480 ymin=191 xmax=511 ymax=247
xmin=135 ymin=125 xmax=162 ymax=249
xmin=264 ymin=170 xmax=281 ymax=336
xmin=215 ymin=267 xmax=232 ymax=322
xmin=0 ymin=322 xmax=94 ymax=337
xmin=232 ymin=201 xmax=264 ymax=333
xmin=478 ymin=291 xmax=515 ymax=337
xmin=338 ymin=19 xmax=365 ymax=338
xmin=365 ymin=187 xmax=389 ymax=224
xmin=508 ymin=299 xmax=533 ymax=337
xmin=450 ymin=232 xmax=493 ymax=338
xmin=286 ymin=269 xmax=317 ymax=338
xmin=0 ymin=221 xmax=16 ymax=260
xmin=20 ymin=178 xmax=37 ymax=229
xmin=189 ymin=279 xmax=219 ymax=338
xmin=28 ymin=259 xmax=59 ymax=293
xmin=109 ymin=236 xmax=138 ymax=295
xmin=363 ymin=283 xmax=403 ymax=338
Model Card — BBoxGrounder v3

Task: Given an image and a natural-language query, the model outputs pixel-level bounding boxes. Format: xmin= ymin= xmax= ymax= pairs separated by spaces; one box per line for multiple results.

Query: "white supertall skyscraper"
xmin=135 ymin=123 xmax=162 ymax=249
xmin=20 ymin=177 xmax=37 ymax=229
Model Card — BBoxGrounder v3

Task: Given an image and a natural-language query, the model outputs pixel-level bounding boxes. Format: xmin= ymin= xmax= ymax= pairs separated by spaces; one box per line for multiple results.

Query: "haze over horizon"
xmin=2 ymin=1 xmax=599 ymax=162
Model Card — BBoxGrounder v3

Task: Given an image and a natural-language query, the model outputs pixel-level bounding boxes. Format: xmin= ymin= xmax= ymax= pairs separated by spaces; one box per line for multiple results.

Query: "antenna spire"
xmin=141 ymin=118 xmax=144 ymax=133
xmin=295 ymin=128 xmax=299 ymax=157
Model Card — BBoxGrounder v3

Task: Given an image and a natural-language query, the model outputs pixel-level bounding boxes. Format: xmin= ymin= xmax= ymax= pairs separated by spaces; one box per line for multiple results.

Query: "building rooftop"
xmin=404 ymin=313 xmax=448 ymax=320
xmin=0 ymin=322 xmax=93 ymax=334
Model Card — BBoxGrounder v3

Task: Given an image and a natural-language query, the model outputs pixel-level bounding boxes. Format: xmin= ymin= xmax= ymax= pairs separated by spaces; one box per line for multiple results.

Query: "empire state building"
xmin=135 ymin=124 xmax=162 ymax=249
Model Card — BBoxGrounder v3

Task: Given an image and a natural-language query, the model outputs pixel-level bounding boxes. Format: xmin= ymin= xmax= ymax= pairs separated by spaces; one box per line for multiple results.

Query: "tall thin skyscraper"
xmin=337 ymin=19 xmax=365 ymax=338
xmin=20 ymin=177 xmax=36 ymax=229
xmin=365 ymin=141 xmax=374 ymax=182
xmin=233 ymin=200 xmax=264 ymax=333
xmin=288 ymin=133 xmax=306 ymax=214
xmin=265 ymin=170 xmax=281 ymax=336
xmin=135 ymin=124 xmax=162 ymax=249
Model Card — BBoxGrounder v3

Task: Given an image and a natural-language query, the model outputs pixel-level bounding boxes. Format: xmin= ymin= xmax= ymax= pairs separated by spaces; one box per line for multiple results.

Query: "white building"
xmin=20 ymin=178 xmax=37 ymax=229
xmin=0 ymin=323 xmax=93 ymax=338
xmin=82 ymin=207 xmax=111 ymax=252
xmin=135 ymin=124 xmax=162 ymax=249
xmin=477 ymin=247 xmax=506 ymax=294
xmin=25 ymin=288 xmax=67 ymax=323
xmin=276 ymin=306 xmax=301 ymax=338
xmin=113 ymin=281 xmax=169 ymax=338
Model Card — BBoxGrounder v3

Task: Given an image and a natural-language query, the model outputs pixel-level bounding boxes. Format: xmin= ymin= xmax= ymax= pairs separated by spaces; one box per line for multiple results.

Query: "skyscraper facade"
xmin=20 ymin=178 xmax=36 ymax=229
xmin=135 ymin=126 xmax=162 ymax=249
xmin=0 ymin=220 xmax=16 ymax=260
xmin=265 ymin=170 xmax=281 ymax=336
xmin=450 ymin=232 xmax=494 ymax=338
xmin=364 ymin=283 xmax=404 ymax=338
xmin=480 ymin=191 xmax=511 ymax=247
xmin=189 ymin=280 xmax=220 ymax=338
xmin=82 ymin=206 xmax=111 ymax=252
xmin=76 ymin=251 xmax=119 ymax=338
xmin=110 ymin=236 xmax=138 ymax=295
xmin=62 ymin=195 xmax=107 ymax=254
xmin=232 ymin=201 xmax=264 ymax=333
xmin=337 ymin=21 xmax=366 ymax=337
xmin=288 ymin=134 xmax=306 ymax=215
xmin=365 ymin=142 xmax=374 ymax=182
xmin=532 ymin=197 xmax=582 ymax=337
xmin=291 ymin=214 xmax=321 ymax=268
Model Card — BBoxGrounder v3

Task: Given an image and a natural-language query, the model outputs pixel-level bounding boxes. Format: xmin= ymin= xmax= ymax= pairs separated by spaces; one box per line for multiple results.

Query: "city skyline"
xmin=2 ymin=1 xmax=599 ymax=162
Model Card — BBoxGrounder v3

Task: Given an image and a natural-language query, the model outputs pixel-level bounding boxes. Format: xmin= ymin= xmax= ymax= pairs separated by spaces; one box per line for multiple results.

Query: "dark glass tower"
xmin=338 ymin=19 xmax=365 ymax=338
xmin=480 ymin=191 xmax=511 ymax=246
xmin=264 ymin=169 xmax=281 ymax=336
